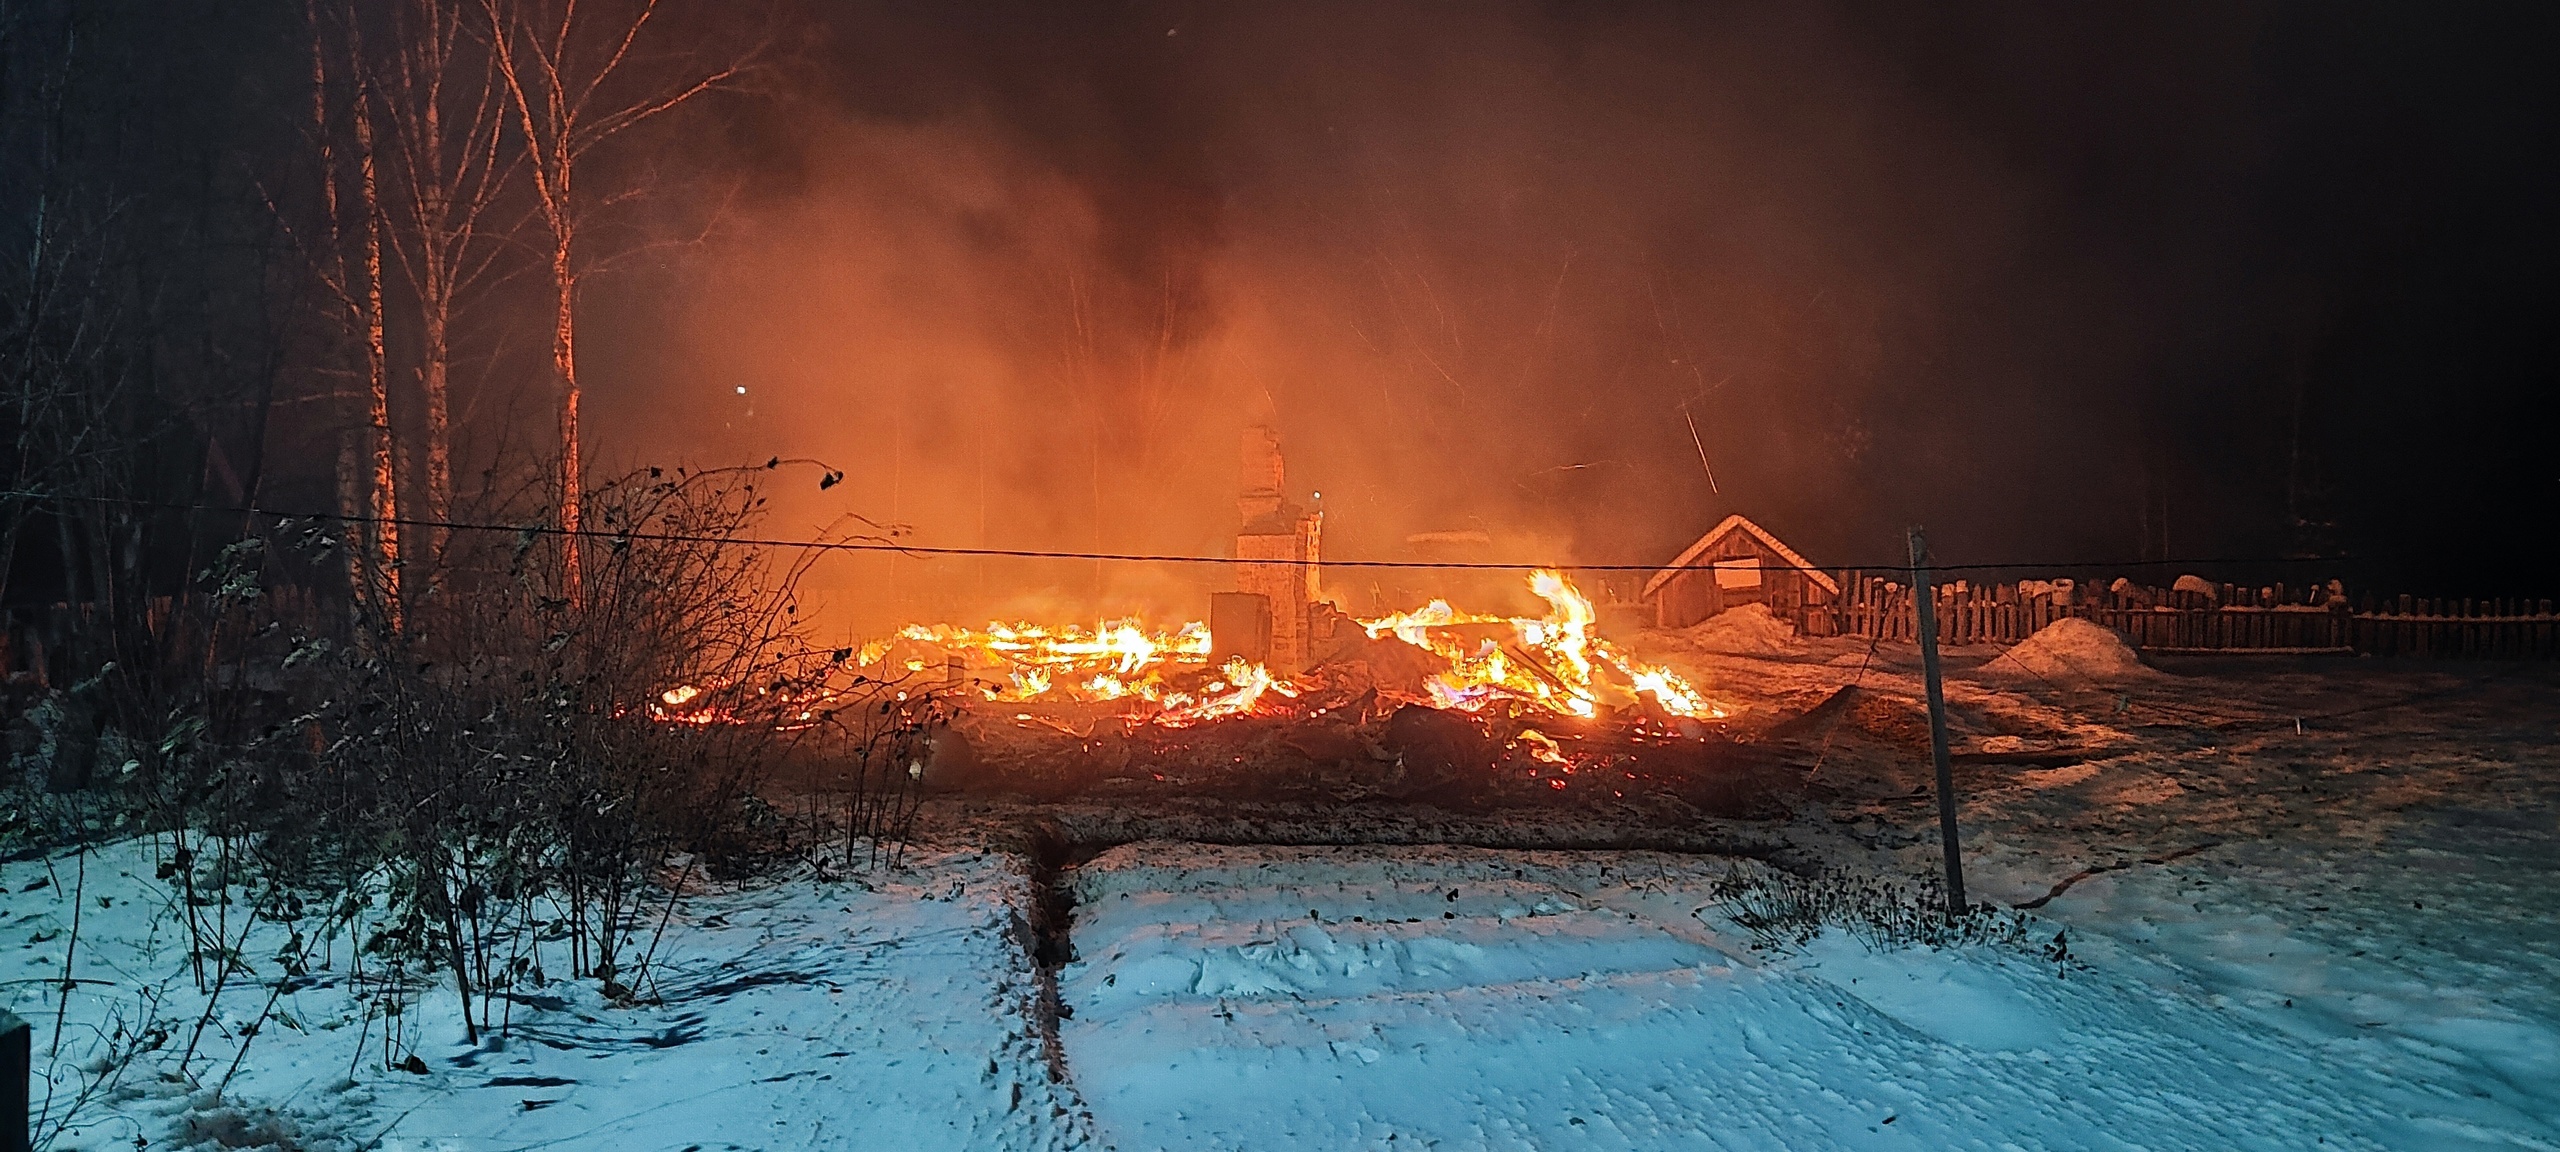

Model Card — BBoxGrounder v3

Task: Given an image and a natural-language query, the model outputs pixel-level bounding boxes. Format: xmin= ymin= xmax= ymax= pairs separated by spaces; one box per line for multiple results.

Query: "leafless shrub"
xmin=809 ymin=686 xmax=950 ymax=874
xmin=244 ymin=458 xmax=935 ymax=1040
xmin=15 ymin=450 xmax=936 ymax=1080
xmin=28 ymin=976 xmax=172 ymax=1152
xmin=1706 ymin=863 xmax=2065 ymax=969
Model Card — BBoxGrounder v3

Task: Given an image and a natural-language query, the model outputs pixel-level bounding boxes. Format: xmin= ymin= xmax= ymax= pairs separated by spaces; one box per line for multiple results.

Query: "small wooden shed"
xmin=1644 ymin=514 xmax=1840 ymax=629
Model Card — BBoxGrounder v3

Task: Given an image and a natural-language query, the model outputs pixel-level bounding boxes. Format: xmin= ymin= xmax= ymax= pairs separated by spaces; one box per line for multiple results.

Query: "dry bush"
xmin=10 ymin=455 xmax=949 ymax=1095
xmin=1705 ymin=862 xmax=2068 ymax=969
xmin=52 ymin=458 xmax=943 ymax=1065
xmin=265 ymin=461 xmax=938 ymax=1027
xmin=801 ymin=682 xmax=951 ymax=874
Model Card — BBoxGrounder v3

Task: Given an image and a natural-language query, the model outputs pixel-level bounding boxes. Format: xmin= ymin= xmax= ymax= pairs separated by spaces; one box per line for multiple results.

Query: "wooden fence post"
xmin=1908 ymin=527 xmax=1969 ymax=919
xmin=4 ymin=1007 xmax=28 ymax=1152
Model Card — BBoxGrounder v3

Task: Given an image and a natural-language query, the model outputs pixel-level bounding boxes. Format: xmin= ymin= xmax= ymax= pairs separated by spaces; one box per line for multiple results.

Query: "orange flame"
xmin=1152 ymin=657 xmax=1301 ymax=728
xmin=1361 ymin=570 xmax=1721 ymax=720
xmin=658 ymin=572 xmax=1720 ymax=730
xmin=894 ymin=619 xmax=1212 ymax=705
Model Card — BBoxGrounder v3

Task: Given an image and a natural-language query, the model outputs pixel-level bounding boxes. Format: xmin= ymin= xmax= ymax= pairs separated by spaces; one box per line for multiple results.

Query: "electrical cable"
xmin=2 ymin=490 xmax=2363 ymax=576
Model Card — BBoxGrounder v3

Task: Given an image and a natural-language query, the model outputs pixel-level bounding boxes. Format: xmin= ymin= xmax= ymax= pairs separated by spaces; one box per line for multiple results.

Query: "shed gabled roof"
xmin=1642 ymin=514 xmax=1840 ymax=599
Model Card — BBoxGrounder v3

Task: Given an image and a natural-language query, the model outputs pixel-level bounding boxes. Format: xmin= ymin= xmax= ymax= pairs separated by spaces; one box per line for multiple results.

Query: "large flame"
xmin=1152 ymin=657 xmax=1301 ymax=728
xmin=843 ymin=569 xmax=1720 ymax=728
xmin=1361 ymin=569 xmax=1720 ymax=720
xmin=892 ymin=619 xmax=1212 ymax=704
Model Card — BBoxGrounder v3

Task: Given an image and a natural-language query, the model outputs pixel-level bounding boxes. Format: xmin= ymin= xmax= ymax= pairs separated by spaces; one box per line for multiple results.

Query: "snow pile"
xmin=1682 ymin=602 xmax=1801 ymax=655
xmin=1981 ymin=617 xmax=2149 ymax=682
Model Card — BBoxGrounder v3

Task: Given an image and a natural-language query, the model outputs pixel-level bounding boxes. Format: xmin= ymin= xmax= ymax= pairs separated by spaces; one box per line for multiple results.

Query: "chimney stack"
xmin=1221 ymin=425 xmax=1323 ymax=673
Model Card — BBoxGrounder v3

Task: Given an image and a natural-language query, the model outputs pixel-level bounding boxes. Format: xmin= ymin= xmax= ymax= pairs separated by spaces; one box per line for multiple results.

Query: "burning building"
xmin=788 ymin=421 xmax=1724 ymax=751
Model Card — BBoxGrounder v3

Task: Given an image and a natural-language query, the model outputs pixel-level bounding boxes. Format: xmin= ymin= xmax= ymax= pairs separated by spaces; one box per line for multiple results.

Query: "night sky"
xmin=15 ymin=1 xmax=2554 ymax=616
xmin=576 ymin=0 xmax=2560 ymax=613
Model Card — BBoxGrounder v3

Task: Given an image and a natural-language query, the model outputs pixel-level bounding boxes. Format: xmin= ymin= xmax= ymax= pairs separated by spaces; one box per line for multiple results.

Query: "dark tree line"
xmin=2 ymin=0 xmax=299 ymax=670
xmin=2 ymin=0 xmax=759 ymax=652
xmin=2 ymin=1 xmax=942 ymax=1101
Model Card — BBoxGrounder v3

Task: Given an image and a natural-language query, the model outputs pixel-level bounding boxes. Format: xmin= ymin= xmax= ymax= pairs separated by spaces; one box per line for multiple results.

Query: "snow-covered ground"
xmin=1660 ymin=630 xmax=2560 ymax=1151
xmin=8 ymin=637 xmax=2557 ymax=1151
xmin=3 ymin=842 xmax=1083 ymax=1151
xmin=1056 ymin=842 xmax=2556 ymax=1151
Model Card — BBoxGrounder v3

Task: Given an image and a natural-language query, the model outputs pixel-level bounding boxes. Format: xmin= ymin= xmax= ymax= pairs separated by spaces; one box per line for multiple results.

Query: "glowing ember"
xmin=1515 ymin=727 xmax=1571 ymax=765
xmin=649 ymin=679 xmax=734 ymax=725
xmin=646 ymin=674 xmax=875 ymax=730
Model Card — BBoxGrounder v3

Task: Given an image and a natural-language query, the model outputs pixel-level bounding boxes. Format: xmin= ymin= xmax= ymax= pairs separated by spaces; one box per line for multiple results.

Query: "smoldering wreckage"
xmin=0 ymin=426 xmax=1978 ymax=838
xmin=637 ymin=427 xmax=1963 ymax=845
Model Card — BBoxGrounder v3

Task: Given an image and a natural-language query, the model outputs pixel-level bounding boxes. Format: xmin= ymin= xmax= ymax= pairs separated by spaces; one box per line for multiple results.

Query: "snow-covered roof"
xmin=1643 ymin=514 xmax=1840 ymax=598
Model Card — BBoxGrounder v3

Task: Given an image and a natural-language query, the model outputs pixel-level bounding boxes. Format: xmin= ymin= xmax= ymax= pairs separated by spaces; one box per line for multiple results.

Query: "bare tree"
xmin=353 ymin=30 xmax=402 ymax=632
xmin=373 ymin=0 xmax=515 ymax=573
xmin=1 ymin=0 xmax=301 ymax=820
xmin=481 ymin=0 xmax=752 ymax=600
xmin=0 ymin=0 xmax=131 ymax=616
xmin=0 ymin=0 xmax=188 ymax=661
xmin=295 ymin=0 xmax=401 ymax=630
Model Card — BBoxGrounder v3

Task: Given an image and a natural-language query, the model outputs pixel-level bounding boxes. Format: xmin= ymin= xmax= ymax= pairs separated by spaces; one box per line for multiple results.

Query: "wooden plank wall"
xmin=1814 ymin=572 xmax=2560 ymax=659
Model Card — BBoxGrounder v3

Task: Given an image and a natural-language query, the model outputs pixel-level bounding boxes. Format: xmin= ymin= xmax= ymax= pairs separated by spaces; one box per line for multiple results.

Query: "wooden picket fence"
xmin=1815 ymin=572 xmax=2560 ymax=659
xmin=2349 ymin=595 xmax=2560 ymax=658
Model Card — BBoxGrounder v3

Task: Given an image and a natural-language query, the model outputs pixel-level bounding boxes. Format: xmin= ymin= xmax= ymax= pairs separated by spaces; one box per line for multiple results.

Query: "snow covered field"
xmin=8 ymin=638 xmax=2557 ymax=1151
xmin=3 ymin=843 xmax=1085 ymax=1151
xmin=1056 ymin=842 xmax=2557 ymax=1151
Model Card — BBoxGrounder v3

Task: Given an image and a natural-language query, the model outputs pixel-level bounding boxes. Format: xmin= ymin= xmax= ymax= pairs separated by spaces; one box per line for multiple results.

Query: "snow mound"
xmin=1683 ymin=603 xmax=1801 ymax=655
xmin=1981 ymin=617 xmax=2149 ymax=682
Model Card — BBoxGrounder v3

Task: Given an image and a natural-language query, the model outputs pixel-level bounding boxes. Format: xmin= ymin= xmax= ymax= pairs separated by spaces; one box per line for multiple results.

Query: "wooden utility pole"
xmin=1908 ymin=526 xmax=1968 ymax=918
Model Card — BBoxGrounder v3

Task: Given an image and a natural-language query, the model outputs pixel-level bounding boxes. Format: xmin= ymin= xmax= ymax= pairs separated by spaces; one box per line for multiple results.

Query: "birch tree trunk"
xmin=552 ymin=226 xmax=582 ymax=599
xmin=377 ymin=0 xmax=512 ymax=578
xmin=353 ymin=63 xmax=401 ymax=632
xmin=483 ymin=0 xmax=753 ymax=605
xmin=302 ymin=0 xmax=400 ymax=629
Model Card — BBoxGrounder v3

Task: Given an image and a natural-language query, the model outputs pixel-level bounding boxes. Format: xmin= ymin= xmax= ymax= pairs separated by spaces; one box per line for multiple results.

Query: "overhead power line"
xmin=5 ymin=490 xmax=2356 ymax=575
